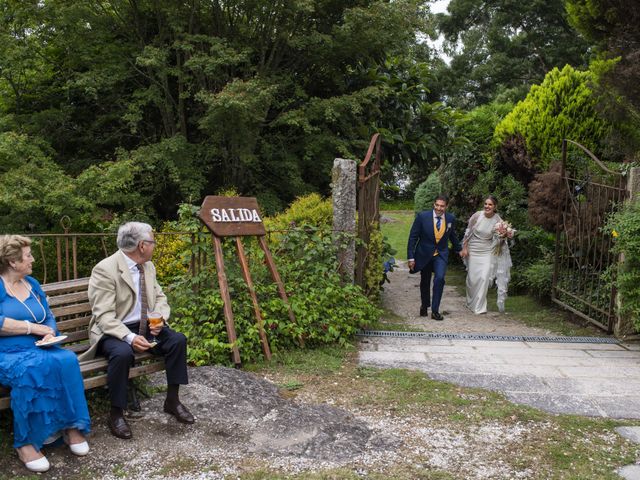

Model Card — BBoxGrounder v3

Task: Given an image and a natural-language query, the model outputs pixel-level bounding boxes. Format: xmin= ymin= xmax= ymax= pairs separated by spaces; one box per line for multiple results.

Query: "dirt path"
xmin=381 ymin=262 xmax=554 ymax=336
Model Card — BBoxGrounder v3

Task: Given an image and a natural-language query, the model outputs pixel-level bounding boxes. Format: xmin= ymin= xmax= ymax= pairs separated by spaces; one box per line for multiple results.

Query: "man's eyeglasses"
xmin=141 ymin=240 xmax=156 ymax=245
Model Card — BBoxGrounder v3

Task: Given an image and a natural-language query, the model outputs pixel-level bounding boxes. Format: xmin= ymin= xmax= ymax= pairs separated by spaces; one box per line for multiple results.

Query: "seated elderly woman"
xmin=0 ymin=235 xmax=91 ymax=472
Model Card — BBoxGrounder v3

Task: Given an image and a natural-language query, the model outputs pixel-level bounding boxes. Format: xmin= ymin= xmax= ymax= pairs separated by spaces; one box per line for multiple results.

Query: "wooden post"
xmin=199 ymin=196 xmax=298 ymax=360
xmin=212 ymin=235 xmax=241 ymax=366
xmin=235 ymin=237 xmax=272 ymax=360
xmin=258 ymin=236 xmax=300 ymax=344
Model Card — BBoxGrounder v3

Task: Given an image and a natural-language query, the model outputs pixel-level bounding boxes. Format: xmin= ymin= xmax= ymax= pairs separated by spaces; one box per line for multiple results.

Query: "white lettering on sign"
xmin=210 ymin=208 xmax=262 ymax=223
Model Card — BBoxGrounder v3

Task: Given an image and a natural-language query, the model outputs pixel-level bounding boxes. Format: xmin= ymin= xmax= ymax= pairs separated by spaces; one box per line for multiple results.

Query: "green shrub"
xmin=440 ymin=101 xmax=514 ymax=217
xmin=493 ymin=63 xmax=616 ymax=170
xmin=606 ymin=199 xmax=640 ymax=332
xmin=362 ymin=224 xmax=396 ymax=300
xmin=413 ymin=172 xmax=442 ymax=213
xmin=512 ymin=255 xmax=554 ymax=298
xmin=263 ymin=193 xmax=333 ymax=233
xmin=165 ymin=203 xmax=380 ymax=365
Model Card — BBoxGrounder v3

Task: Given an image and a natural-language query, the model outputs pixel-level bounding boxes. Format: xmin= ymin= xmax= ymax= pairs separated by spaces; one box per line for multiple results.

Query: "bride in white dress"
xmin=459 ymin=196 xmax=512 ymax=314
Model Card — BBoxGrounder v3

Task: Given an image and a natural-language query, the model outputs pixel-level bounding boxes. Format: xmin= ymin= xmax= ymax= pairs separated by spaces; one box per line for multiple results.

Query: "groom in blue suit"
xmin=407 ymin=195 xmax=462 ymax=320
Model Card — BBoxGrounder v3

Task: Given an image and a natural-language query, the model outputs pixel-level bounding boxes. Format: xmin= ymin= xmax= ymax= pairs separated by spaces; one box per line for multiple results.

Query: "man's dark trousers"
xmin=97 ymin=323 xmax=188 ymax=409
xmin=420 ymin=254 xmax=447 ymax=314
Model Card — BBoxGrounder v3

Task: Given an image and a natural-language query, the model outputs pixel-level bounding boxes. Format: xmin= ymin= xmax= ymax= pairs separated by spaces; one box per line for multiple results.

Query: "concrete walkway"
xmin=359 ymin=264 xmax=640 ymax=419
xmin=359 ymin=335 xmax=640 ymax=419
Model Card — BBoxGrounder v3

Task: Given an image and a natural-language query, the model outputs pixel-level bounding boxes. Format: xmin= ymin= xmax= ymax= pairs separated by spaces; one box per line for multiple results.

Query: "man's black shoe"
xmin=431 ymin=312 xmax=444 ymax=321
xmin=419 ymin=306 xmax=428 ymax=317
xmin=108 ymin=414 xmax=132 ymax=439
xmin=164 ymin=401 xmax=195 ymax=424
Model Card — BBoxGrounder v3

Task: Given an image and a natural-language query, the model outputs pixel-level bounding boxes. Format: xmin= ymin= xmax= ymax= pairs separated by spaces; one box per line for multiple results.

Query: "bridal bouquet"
xmin=493 ymin=220 xmax=516 ymax=255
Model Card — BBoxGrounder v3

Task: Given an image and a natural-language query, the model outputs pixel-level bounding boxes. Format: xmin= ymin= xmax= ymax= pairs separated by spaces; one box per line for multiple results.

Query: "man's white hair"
xmin=117 ymin=222 xmax=153 ymax=252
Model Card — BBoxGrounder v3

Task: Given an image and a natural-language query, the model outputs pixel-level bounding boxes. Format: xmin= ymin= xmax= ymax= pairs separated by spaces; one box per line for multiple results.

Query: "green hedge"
xmin=493 ymin=62 xmax=615 ymax=170
xmin=167 ymin=227 xmax=380 ymax=365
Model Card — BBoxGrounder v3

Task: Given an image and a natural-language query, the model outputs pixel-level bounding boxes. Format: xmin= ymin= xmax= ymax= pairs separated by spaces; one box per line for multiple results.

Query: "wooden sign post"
xmin=198 ymin=196 xmax=296 ymax=366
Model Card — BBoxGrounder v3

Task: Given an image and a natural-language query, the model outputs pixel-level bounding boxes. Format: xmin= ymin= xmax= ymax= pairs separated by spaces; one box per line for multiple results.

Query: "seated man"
xmin=80 ymin=222 xmax=194 ymax=439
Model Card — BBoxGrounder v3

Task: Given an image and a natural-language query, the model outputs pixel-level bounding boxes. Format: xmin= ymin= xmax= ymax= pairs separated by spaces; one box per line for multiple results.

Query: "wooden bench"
xmin=0 ymin=277 xmax=165 ymax=410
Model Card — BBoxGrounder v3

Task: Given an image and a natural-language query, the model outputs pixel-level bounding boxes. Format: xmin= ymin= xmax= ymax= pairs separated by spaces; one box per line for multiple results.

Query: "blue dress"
xmin=0 ymin=276 xmax=91 ymax=449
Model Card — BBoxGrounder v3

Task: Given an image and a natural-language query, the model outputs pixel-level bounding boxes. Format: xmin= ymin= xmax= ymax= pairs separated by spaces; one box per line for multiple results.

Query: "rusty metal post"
xmin=72 ymin=235 xmax=78 ymax=279
xmin=551 ymin=139 xmax=567 ymax=302
xmin=56 ymin=238 xmax=62 ymax=282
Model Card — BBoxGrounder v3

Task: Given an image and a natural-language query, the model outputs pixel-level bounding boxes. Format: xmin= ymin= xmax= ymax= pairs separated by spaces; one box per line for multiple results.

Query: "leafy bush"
xmin=527 ymin=162 xmax=563 ymax=232
xmin=263 ymin=193 xmax=333 ymax=233
xmin=512 ymin=253 xmax=554 ymax=298
xmin=362 ymin=224 xmax=397 ymax=300
xmin=413 ymin=172 xmax=442 ymax=213
xmin=606 ymin=200 xmax=640 ymax=332
xmin=154 ymin=227 xmax=191 ymax=285
xmin=440 ymin=101 xmax=513 ymax=218
xmin=493 ymin=63 xmax=616 ymax=170
xmin=167 ymin=226 xmax=380 ymax=365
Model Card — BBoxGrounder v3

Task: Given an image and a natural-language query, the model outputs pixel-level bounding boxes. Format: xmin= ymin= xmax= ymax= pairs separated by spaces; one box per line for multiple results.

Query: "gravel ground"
xmin=4 ymin=366 xmax=554 ymax=480
xmin=1 ymin=262 xmax=621 ymax=479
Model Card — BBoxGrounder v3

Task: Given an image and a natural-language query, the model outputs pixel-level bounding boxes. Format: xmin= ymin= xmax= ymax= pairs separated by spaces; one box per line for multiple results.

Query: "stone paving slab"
xmin=587 ymin=350 xmax=640 ymax=358
xmin=372 ymin=263 xmax=640 ymax=420
xmin=544 ymin=377 xmax=640 ymax=396
xmin=358 ymin=336 xmax=640 ymax=419
xmin=618 ymin=465 xmax=640 ymax=480
xmin=617 ymin=427 xmax=640 ymax=444
xmin=426 ymin=371 xmax=554 ymax=393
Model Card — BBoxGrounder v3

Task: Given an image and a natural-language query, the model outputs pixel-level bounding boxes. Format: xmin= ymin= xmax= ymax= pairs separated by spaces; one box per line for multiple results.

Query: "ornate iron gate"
xmin=355 ymin=134 xmax=381 ymax=291
xmin=552 ymin=139 xmax=627 ymax=332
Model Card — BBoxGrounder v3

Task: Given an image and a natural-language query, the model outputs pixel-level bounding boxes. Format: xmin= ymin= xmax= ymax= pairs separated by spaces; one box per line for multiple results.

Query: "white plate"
xmin=35 ymin=335 xmax=68 ymax=347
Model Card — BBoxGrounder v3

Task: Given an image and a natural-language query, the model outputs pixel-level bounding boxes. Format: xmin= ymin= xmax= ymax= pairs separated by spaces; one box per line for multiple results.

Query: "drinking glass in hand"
xmin=148 ymin=311 xmax=163 ymax=346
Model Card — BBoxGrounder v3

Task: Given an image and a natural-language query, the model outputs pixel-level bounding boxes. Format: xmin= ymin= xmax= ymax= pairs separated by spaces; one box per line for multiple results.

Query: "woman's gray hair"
xmin=117 ymin=222 xmax=153 ymax=252
xmin=0 ymin=235 xmax=31 ymax=274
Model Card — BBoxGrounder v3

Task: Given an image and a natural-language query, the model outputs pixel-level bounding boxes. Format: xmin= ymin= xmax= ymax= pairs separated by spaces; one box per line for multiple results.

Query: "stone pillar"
xmin=331 ymin=158 xmax=356 ymax=283
xmin=614 ymin=166 xmax=640 ymax=338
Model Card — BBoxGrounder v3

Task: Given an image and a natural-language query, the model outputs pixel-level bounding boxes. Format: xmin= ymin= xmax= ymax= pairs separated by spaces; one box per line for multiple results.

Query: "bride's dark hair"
xmin=485 ymin=195 xmax=498 ymax=209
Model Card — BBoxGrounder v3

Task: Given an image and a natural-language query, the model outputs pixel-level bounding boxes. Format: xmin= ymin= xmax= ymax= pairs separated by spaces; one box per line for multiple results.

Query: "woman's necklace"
xmin=2 ymin=277 xmax=47 ymax=324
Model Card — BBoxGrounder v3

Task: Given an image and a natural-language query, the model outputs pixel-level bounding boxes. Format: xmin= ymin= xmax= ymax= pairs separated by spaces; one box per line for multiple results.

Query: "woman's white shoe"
xmin=69 ymin=440 xmax=90 ymax=456
xmin=23 ymin=455 xmax=50 ymax=472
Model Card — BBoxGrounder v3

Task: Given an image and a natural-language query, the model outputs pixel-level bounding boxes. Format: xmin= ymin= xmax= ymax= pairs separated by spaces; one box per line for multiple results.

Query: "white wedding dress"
xmin=464 ymin=212 xmax=512 ymax=314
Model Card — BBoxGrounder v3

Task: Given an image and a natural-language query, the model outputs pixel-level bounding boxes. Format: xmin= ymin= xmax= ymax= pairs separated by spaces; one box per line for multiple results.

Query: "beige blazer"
xmin=79 ymin=251 xmax=170 ymax=361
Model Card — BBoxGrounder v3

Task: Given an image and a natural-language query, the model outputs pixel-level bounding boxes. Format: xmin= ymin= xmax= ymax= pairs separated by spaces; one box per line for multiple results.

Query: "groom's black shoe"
xmin=419 ymin=306 xmax=428 ymax=317
xmin=431 ymin=312 xmax=444 ymax=321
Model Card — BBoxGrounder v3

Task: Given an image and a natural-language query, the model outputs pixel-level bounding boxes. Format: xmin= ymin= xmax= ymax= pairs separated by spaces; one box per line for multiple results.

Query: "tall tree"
xmin=0 ymin=0 xmax=448 ymax=222
xmin=436 ymin=0 xmax=590 ymax=107
xmin=566 ymin=0 xmax=640 ymax=146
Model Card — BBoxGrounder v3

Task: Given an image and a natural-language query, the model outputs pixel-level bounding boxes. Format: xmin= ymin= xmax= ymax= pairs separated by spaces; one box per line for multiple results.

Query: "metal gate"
xmin=552 ymin=139 xmax=627 ymax=332
xmin=355 ymin=134 xmax=381 ymax=292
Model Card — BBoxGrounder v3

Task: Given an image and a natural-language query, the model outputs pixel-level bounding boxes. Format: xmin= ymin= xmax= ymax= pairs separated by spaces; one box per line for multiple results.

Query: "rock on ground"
xmin=1 ymin=366 xmax=399 ymax=479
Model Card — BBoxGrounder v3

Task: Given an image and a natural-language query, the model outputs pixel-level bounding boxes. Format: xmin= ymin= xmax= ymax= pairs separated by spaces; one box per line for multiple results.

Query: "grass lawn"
xmin=380 ymin=210 xmax=414 ymax=260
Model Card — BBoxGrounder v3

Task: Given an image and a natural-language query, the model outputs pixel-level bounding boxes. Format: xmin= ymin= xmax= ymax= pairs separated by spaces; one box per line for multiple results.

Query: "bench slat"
xmin=82 ymin=361 xmax=166 ymax=390
xmin=42 ymin=278 xmax=90 ymax=295
xmin=48 ymin=291 xmax=89 ymax=307
xmin=57 ymin=315 xmax=92 ymax=332
xmin=62 ymin=330 xmax=90 ymax=343
xmin=51 ymin=302 xmax=92 ymax=318
xmin=79 ymin=353 xmax=156 ymax=375
xmin=65 ymin=343 xmax=90 ymax=354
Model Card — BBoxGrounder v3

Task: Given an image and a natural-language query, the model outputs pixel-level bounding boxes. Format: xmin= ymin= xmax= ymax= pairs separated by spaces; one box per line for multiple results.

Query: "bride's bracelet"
xmin=24 ymin=321 xmax=32 ymax=335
